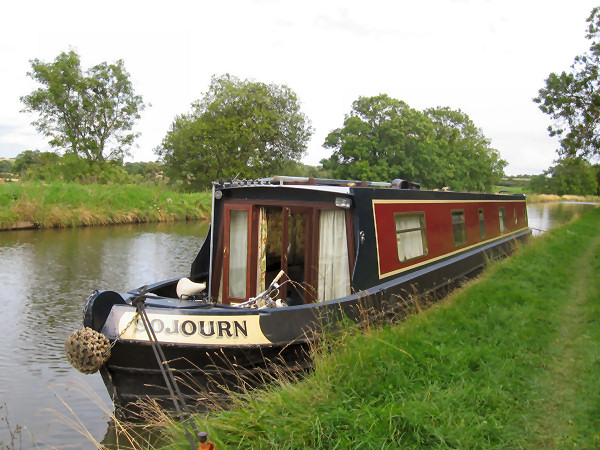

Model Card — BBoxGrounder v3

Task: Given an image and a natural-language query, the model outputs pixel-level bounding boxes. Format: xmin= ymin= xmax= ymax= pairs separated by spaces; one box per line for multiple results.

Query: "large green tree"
xmin=534 ymin=7 xmax=600 ymax=160
xmin=322 ymin=95 xmax=439 ymax=183
xmin=322 ymin=95 xmax=505 ymax=190
xmin=528 ymin=157 xmax=599 ymax=195
xmin=21 ymin=50 xmax=145 ymax=165
xmin=157 ymin=74 xmax=312 ymax=190
xmin=424 ymin=107 xmax=507 ymax=191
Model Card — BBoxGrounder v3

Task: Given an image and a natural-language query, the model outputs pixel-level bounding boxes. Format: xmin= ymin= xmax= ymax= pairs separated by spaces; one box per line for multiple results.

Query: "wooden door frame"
xmin=214 ymin=199 xmax=355 ymax=305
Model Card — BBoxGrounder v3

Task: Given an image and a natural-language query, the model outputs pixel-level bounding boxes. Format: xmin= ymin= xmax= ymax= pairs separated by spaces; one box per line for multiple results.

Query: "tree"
xmin=528 ymin=173 xmax=550 ymax=194
xmin=12 ymin=149 xmax=133 ymax=183
xmin=534 ymin=7 xmax=600 ymax=160
xmin=322 ymin=95 xmax=505 ymax=190
xmin=21 ymin=50 xmax=144 ymax=165
xmin=0 ymin=159 xmax=13 ymax=175
xmin=424 ymin=107 xmax=507 ymax=191
xmin=527 ymin=157 xmax=598 ymax=195
xmin=322 ymin=95 xmax=442 ymax=184
xmin=12 ymin=150 xmax=43 ymax=175
xmin=123 ymin=161 xmax=166 ymax=183
xmin=157 ymin=74 xmax=312 ymax=190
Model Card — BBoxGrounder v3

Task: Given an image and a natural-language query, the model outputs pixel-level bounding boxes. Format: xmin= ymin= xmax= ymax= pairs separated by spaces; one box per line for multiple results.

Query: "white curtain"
xmin=499 ymin=208 xmax=506 ymax=233
xmin=256 ymin=207 xmax=267 ymax=295
xmin=229 ymin=210 xmax=248 ymax=298
xmin=395 ymin=215 xmax=425 ymax=262
xmin=318 ymin=210 xmax=351 ymax=302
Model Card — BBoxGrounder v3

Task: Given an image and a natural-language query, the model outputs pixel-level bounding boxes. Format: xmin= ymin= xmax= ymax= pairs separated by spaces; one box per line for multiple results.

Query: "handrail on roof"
xmin=213 ymin=176 xmax=420 ymax=190
xmin=256 ymin=176 xmax=420 ymax=190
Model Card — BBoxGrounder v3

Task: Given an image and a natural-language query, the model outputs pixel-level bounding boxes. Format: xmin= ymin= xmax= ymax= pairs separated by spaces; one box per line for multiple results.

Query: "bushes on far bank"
xmin=0 ymin=182 xmax=211 ymax=230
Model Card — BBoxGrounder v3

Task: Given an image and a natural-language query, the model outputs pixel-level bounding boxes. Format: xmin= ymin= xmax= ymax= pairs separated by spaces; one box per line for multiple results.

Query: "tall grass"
xmin=159 ymin=208 xmax=600 ymax=448
xmin=0 ymin=403 xmax=25 ymax=449
xmin=527 ymin=193 xmax=600 ymax=203
xmin=0 ymin=182 xmax=211 ymax=230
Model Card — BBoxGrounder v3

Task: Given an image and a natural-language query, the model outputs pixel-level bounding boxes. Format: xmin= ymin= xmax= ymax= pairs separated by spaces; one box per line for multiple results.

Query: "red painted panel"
xmin=373 ymin=200 xmax=527 ymax=277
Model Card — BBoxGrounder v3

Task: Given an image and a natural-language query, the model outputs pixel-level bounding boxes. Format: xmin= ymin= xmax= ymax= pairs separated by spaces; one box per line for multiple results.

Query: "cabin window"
xmin=479 ymin=208 xmax=485 ymax=239
xmin=523 ymin=207 xmax=527 ymax=224
xmin=318 ymin=210 xmax=351 ymax=302
xmin=513 ymin=209 xmax=518 ymax=225
xmin=499 ymin=207 xmax=506 ymax=233
xmin=452 ymin=210 xmax=467 ymax=247
xmin=228 ymin=209 xmax=249 ymax=298
xmin=394 ymin=213 xmax=428 ymax=262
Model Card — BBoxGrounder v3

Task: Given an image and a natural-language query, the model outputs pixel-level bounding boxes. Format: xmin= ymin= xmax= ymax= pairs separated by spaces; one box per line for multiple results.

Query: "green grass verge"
xmin=0 ymin=182 xmax=211 ymax=230
xmin=161 ymin=208 xmax=600 ymax=448
xmin=494 ymin=185 xmax=526 ymax=194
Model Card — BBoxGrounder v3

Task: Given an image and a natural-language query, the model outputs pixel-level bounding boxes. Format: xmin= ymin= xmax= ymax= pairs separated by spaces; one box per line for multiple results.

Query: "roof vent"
xmin=392 ymin=179 xmax=421 ymax=190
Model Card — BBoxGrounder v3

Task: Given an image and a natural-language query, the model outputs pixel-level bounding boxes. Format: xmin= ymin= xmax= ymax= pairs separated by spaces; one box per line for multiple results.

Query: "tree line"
xmin=14 ymin=5 xmax=600 ymax=195
xmin=531 ymin=6 xmax=600 ymax=196
xmin=15 ymin=55 xmax=505 ymax=192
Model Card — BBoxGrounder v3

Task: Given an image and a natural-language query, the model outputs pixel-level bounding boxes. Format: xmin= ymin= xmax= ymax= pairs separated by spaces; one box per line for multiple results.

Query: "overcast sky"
xmin=1 ymin=0 xmax=597 ymax=175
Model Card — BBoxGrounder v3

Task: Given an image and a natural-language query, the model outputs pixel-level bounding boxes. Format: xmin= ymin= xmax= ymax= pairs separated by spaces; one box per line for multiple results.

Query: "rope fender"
xmin=65 ymin=327 xmax=110 ymax=374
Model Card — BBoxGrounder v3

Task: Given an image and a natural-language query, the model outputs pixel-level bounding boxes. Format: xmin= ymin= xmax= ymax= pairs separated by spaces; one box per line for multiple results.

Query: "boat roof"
xmin=214 ymin=175 xmax=421 ymax=194
xmin=213 ymin=176 xmax=525 ymax=198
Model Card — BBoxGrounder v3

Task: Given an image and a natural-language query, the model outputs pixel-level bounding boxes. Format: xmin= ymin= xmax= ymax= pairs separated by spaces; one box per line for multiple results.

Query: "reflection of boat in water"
xmin=70 ymin=176 xmax=530 ymax=413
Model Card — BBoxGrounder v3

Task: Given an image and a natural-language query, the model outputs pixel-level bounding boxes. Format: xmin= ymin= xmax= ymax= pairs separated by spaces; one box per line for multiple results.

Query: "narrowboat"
xmin=69 ymin=176 xmax=530 ymax=413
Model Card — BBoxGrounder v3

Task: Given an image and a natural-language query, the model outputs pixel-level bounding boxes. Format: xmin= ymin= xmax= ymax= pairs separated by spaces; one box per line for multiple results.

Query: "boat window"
xmin=479 ymin=208 xmax=485 ymax=239
xmin=318 ymin=210 xmax=351 ymax=302
xmin=513 ymin=209 xmax=518 ymax=225
xmin=499 ymin=207 xmax=506 ymax=233
xmin=452 ymin=210 xmax=467 ymax=247
xmin=228 ymin=210 xmax=249 ymax=298
xmin=394 ymin=213 xmax=428 ymax=262
xmin=523 ymin=207 xmax=527 ymax=224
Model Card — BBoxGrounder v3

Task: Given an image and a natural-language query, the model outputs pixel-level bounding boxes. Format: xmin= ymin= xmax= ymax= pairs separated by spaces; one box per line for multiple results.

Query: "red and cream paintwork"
xmin=116 ymin=310 xmax=272 ymax=345
xmin=373 ymin=198 xmax=528 ymax=278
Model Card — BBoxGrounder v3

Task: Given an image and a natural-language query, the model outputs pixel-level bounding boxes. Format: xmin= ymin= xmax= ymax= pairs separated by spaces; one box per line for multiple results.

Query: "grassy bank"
xmin=0 ymin=182 xmax=211 ymax=230
xmin=159 ymin=208 xmax=600 ymax=448
xmin=526 ymin=193 xmax=600 ymax=203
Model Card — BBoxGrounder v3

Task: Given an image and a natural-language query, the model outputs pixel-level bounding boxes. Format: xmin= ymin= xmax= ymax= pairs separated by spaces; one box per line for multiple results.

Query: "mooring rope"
xmin=530 ymin=227 xmax=549 ymax=233
xmin=132 ymin=286 xmax=201 ymax=450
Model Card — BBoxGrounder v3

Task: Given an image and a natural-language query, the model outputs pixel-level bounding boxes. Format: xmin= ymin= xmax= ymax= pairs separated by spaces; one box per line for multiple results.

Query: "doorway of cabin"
xmin=261 ymin=206 xmax=313 ymax=305
xmin=220 ymin=202 xmax=352 ymax=305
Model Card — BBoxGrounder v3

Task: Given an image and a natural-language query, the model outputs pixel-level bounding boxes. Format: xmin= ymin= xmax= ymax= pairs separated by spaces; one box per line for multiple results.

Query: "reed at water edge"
xmin=0 ymin=182 xmax=211 ymax=231
xmin=152 ymin=207 xmax=600 ymax=448
xmin=526 ymin=193 xmax=600 ymax=203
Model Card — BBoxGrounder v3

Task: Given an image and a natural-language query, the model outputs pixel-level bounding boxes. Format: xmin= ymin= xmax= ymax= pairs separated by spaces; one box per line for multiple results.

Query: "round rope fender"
xmin=65 ymin=327 xmax=111 ymax=374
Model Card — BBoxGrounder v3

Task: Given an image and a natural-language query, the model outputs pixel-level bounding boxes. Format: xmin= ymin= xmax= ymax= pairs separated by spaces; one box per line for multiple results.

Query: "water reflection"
xmin=0 ymin=221 xmax=208 ymax=447
xmin=526 ymin=202 xmax=598 ymax=236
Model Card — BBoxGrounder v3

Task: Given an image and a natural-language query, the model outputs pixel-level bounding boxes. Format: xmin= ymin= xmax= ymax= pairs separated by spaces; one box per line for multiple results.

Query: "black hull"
xmin=100 ymin=340 xmax=312 ymax=417
xmin=94 ymin=230 xmax=529 ymax=415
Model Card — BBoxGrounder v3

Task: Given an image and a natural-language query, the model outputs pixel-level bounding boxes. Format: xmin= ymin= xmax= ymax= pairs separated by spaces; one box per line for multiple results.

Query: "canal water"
xmin=0 ymin=202 xmax=597 ymax=448
xmin=0 ymin=221 xmax=209 ymax=448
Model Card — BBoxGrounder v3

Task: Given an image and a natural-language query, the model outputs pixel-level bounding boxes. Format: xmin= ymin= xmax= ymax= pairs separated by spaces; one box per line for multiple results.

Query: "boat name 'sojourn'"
xmin=117 ymin=311 xmax=272 ymax=345
xmin=134 ymin=318 xmax=248 ymax=337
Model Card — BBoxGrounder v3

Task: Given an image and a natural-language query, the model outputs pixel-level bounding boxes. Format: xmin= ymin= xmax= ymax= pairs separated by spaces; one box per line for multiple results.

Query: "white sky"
xmin=0 ymin=0 xmax=597 ymax=176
